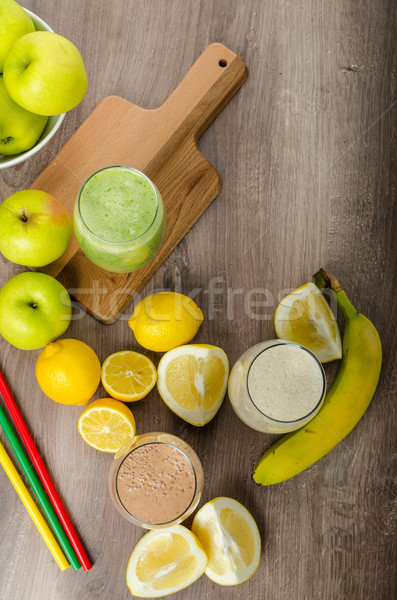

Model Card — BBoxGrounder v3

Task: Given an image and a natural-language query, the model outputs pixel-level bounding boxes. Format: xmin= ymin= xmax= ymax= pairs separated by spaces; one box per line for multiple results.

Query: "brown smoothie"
xmin=116 ymin=442 xmax=196 ymax=524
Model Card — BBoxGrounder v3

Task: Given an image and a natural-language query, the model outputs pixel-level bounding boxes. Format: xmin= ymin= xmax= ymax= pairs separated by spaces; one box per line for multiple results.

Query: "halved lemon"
xmin=78 ymin=398 xmax=136 ymax=453
xmin=157 ymin=344 xmax=229 ymax=426
xmin=126 ymin=525 xmax=208 ymax=598
xmin=101 ymin=351 xmax=157 ymax=402
xmin=191 ymin=497 xmax=261 ymax=586
xmin=274 ymin=282 xmax=342 ymax=362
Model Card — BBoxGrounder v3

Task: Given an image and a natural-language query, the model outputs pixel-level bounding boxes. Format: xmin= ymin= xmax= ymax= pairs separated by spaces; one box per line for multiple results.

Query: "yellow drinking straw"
xmin=0 ymin=441 xmax=69 ymax=571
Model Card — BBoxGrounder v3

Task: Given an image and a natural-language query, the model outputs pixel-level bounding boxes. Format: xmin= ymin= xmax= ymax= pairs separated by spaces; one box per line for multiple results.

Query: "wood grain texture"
xmin=0 ymin=1 xmax=396 ymax=599
xmin=33 ymin=43 xmax=247 ymax=323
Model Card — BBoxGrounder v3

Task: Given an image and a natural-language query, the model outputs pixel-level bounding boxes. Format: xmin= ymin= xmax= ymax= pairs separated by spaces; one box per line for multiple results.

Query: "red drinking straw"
xmin=0 ymin=372 xmax=92 ymax=571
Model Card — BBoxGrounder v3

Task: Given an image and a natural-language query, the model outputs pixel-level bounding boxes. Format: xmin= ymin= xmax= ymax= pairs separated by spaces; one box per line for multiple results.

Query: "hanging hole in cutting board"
xmin=218 ymin=59 xmax=227 ymax=67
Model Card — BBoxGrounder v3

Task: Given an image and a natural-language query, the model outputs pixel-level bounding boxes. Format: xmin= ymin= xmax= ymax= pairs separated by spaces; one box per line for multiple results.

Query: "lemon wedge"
xmin=126 ymin=525 xmax=208 ymax=598
xmin=101 ymin=351 xmax=157 ymax=402
xmin=157 ymin=344 xmax=229 ymax=426
xmin=191 ymin=497 xmax=261 ymax=586
xmin=77 ymin=398 xmax=136 ymax=453
xmin=274 ymin=282 xmax=342 ymax=362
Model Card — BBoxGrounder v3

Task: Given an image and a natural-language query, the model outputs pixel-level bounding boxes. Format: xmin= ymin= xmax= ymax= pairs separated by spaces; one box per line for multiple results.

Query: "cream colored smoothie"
xmin=109 ymin=433 xmax=204 ymax=528
xmin=228 ymin=340 xmax=326 ymax=433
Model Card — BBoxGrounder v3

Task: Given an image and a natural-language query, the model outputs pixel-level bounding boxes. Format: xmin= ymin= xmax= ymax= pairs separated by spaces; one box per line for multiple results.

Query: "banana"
xmin=253 ymin=269 xmax=382 ymax=486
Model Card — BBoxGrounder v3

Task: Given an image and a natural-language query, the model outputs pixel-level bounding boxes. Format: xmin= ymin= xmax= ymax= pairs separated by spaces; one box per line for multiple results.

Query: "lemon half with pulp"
xmin=157 ymin=344 xmax=229 ymax=426
xmin=191 ymin=496 xmax=261 ymax=586
xmin=78 ymin=398 xmax=136 ymax=453
xmin=126 ymin=525 xmax=208 ymax=597
xmin=101 ymin=350 xmax=157 ymax=402
xmin=274 ymin=282 xmax=342 ymax=362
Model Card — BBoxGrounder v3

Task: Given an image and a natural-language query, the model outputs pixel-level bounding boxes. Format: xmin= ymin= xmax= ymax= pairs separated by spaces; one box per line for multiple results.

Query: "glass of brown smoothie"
xmin=109 ymin=432 xmax=204 ymax=529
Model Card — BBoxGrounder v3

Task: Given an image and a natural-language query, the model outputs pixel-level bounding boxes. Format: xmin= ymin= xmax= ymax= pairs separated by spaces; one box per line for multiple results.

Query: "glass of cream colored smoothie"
xmin=109 ymin=432 xmax=204 ymax=529
xmin=73 ymin=165 xmax=166 ymax=273
xmin=228 ymin=340 xmax=326 ymax=434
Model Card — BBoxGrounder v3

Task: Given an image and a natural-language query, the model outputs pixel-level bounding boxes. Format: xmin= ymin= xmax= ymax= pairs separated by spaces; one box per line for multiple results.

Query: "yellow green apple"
xmin=3 ymin=31 xmax=87 ymax=115
xmin=0 ymin=190 xmax=72 ymax=267
xmin=0 ymin=76 xmax=48 ymax=155
xmin=0 ymin=0 xmax=35 ymax=72
xmin=0 ymin=272 xmax=72 ymax=350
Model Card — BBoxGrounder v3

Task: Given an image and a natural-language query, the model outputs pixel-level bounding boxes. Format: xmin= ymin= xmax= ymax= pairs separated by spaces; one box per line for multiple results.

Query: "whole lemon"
xmin=128 ymin=292 xmax=203 ymax=352
xmin=36 ymin=338 xmax=101 ymax=405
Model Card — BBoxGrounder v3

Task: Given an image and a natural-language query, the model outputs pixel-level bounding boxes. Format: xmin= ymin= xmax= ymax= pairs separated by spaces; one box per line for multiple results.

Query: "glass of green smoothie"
xmin=73 ymin=165 xmax=166 ymax=273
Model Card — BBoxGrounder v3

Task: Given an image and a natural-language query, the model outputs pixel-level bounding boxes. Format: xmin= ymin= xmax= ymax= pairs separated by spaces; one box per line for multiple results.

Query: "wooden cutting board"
xmin=33 ymin=43 xmax=248 ymax=324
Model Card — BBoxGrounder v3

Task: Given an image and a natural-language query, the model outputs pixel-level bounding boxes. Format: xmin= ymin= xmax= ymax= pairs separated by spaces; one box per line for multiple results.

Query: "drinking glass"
xmin=228 ymin=340 xmax=326 ymax=434
xmin=109 ymin=432 xmax=204 ymax=529
xmin=73 ymin=165 xmax=166 ymax=273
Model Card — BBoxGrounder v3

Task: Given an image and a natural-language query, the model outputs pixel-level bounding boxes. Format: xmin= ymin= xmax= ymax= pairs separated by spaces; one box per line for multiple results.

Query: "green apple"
xmin=0 ymin=0 xmax=35 ymax=72
xmin=3 ymin=31 xmax=87 ymax=116
xmin=0 ymin=272 xmax=72 ymax=350
xmin=0 ymin=190 xmax=72 ymax=267
xmin=0 ymin=76 xmax=48 ymax=155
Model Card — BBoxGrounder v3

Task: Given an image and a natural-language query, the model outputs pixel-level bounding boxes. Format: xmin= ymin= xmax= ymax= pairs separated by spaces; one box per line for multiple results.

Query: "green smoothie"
xmin=73 ymin=166 xmax=166 ymax=273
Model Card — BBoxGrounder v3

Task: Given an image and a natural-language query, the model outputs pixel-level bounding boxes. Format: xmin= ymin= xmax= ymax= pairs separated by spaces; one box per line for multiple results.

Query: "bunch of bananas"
xmin=253 ymin=269 xmax=382 ymax=486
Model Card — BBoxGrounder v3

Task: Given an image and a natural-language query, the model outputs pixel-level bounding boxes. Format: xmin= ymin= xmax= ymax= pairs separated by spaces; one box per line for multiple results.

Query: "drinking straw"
xmin=0 ymin=372 xmax=92 ymax=571
xmin=0 ymin=440 xmax=69 ymax=571
xmin=0 ymin=404 xmax=81 ymax=570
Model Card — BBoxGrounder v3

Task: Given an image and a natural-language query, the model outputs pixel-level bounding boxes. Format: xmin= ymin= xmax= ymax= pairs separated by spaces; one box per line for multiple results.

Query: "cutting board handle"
xmin=159 ymin=43 xmax=248 ymax=142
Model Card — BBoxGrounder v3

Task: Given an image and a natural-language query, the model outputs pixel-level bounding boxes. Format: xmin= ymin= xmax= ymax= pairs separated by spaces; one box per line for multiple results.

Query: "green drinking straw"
xmin=0 ymin=403 xmax=81 ymax=571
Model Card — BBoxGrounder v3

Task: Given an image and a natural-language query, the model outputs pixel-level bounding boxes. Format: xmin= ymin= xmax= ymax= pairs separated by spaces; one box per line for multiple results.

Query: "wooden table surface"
xmin=1 ymin=1 xmax=396 ymax=599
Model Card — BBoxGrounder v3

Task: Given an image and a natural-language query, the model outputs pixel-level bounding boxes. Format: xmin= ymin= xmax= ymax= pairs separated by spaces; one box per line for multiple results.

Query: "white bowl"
xmin=0 ymin=9 xmax=65 ymax=170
